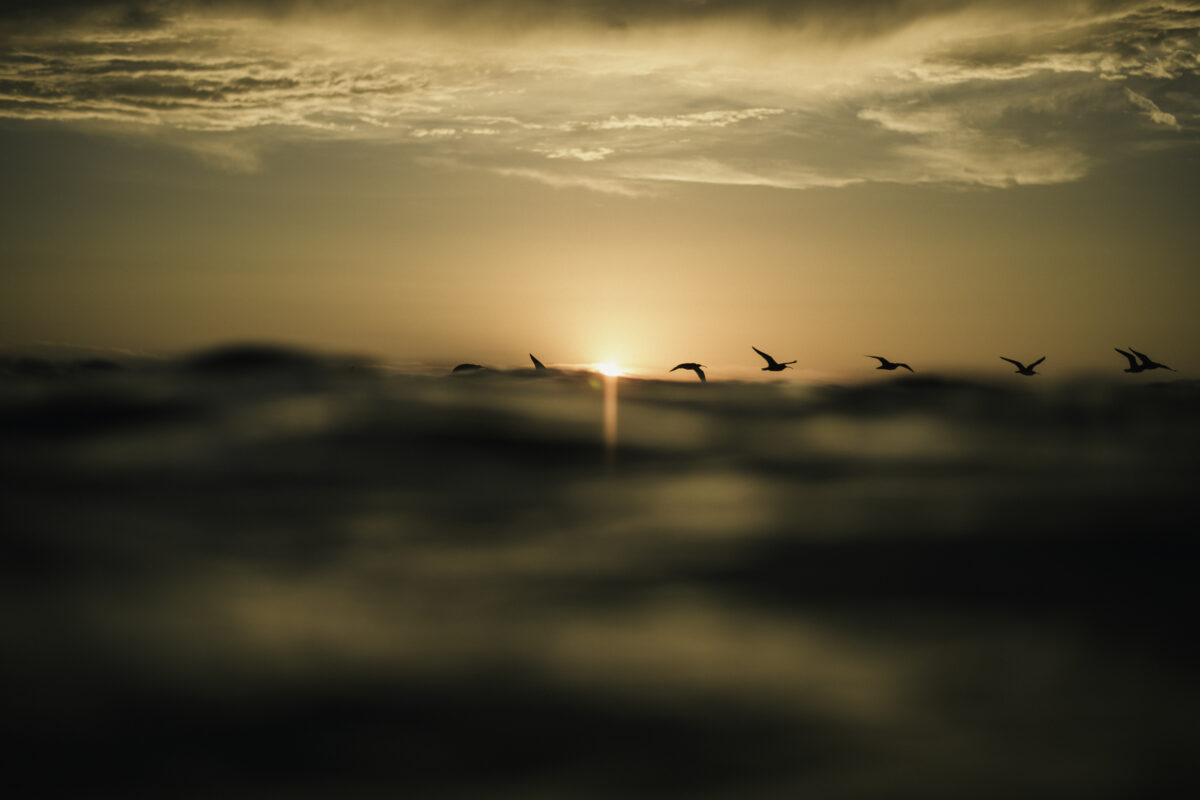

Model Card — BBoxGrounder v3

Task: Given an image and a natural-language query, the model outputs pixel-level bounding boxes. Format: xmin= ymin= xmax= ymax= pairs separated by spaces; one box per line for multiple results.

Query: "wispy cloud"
xmin=573 ymin=109 xmax=784 ymax=131
xmin=544 ymin=147 xmax=614 ymax=161
xmin=1125 ymin=86 xmax=1182 ymax=128
xmin=609 ymin=158 xmax=865 ymax=190
xmin=0 ymin=2 xmax=1196 ymax=189
xmin=492 ymin=166 xmax=651 ymax=196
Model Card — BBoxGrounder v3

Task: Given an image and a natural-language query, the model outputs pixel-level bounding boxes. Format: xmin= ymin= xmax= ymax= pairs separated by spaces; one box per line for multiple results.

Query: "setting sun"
xmin=594 ymin=362 xmax=623 ymax=377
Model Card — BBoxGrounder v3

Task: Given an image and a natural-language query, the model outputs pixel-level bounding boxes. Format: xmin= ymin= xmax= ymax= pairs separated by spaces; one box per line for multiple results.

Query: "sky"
xmin=2 ymin=0 xmax=1198 ymax=380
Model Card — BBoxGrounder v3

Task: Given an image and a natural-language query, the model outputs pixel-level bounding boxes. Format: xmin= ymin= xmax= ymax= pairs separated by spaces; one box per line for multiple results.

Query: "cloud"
xmin=544 ymin=147 xmax=614 ymax=161
xmin=890 ymin=136 xmax=1092 ymax=187
xmin=0 ymin=2 xmax=1054 ymax=34
xmin=858 ymin=106 xmax=961 ymax=136
xmin=610 ymin=157 xmax=864 ymax=190
xmin=492 ymin=166 xmax=651 ymax=196
xmin=177 ymin=132 xmax=264 ymax=172
xmin=0 ymin=1 xmax=1196 ymax=186
xmin=1125 ymin=86 xmax=1182 ymax=128
xmin=574 ymin=108 xmax=785 ymax=131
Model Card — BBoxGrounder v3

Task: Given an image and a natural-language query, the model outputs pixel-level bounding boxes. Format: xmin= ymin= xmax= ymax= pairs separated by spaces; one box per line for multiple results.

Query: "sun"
xmin=594 ymin=362 xmax=623 ymax=377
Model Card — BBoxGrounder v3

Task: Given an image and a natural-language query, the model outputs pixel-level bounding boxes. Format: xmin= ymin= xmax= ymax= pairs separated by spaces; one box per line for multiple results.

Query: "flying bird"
xmin=1128 ymin=347 xmax=1174 ymax=372
xmin=1114 ymin=348 xmax=1146 ymax=373
xmin=752 ymin=346 xmax=796 ymax=372
xmin=1000 ymin=356 xmax=1045 ymax=376
xmin=866 ymin=355 xmax=914 ymax=373
xmin=530 ymin=353 xmax=546 ymax=369
xmin=670 ymin=362 xmax=706 ymax=382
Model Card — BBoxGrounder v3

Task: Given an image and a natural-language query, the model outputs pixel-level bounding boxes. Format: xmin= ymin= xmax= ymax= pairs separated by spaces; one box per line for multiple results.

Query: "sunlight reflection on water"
xmin=603 ymin=372 xmax=618 ymax=472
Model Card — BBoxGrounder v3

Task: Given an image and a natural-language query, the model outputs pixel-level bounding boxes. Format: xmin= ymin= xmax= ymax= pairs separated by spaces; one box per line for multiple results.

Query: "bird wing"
xmin=999 ymin=357 xmax=1023 ymax=369
xmin=696 ymin=366 xmax=706 ymax=382
xmin=1114 ymin=348 xmax=1137 ymax=367
xmin=670 ymin=363 xmax=685 ymax=371
xmin=1030 ymin=356 xmax=1046 ymax=368
xmin=1128 ymin=348 xmax=1152 ymax=365
xmin=530 ymin=353 xmax=546 ymax=369
xmin=866 ymin=355 xmax=887 ymax=364
xmin=752 ymin=346 xmax=778 ymax=366
xmin=898 ymin=363 xmax=913 ymax=372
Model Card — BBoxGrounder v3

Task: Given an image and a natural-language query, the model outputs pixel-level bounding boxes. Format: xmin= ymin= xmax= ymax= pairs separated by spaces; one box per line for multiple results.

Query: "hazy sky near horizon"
xmin=2 ymin=0 xmax=1198 ymax=379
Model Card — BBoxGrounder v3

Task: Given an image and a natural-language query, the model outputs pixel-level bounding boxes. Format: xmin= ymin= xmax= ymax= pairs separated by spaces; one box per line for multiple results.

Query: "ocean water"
xmin=3 ymin=347 xmax=1197 ymax=798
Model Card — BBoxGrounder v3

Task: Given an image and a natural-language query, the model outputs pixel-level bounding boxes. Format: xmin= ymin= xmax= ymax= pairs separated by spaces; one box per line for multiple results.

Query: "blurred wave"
xmin=2 ymin=344 xmax=1198 ymax=798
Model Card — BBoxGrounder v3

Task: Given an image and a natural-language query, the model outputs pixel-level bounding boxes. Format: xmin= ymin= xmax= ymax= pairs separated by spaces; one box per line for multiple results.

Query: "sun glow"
xmin=594 ymin=362 xmax=623 ymax=377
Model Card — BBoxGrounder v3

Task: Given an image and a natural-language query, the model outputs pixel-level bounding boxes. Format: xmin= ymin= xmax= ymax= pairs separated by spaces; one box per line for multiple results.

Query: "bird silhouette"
xmin=530 ymin=353 xmax=546 ymax=369
xmin=1000 ymin=356 xmax=1044 ymax=376
xmin=452 ymin=363 xmax=484 ymax=373
xmin=1128 ymin=347 xmax=1174 ymax=372
xmin=1114 ymin=348 xmax=1146 ymax=373
xmin=752 ymin=346 xmax=796 ymax=372
xmin=670 ymin=362 xmax=706 ymax=382
xmin=866 ymin=355 xmax=914 ymax=373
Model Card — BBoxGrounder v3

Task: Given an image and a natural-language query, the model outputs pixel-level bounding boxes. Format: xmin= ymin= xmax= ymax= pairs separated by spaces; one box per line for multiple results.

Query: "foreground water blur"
xmin=3 ymin=347 xmax=1198 ymax=798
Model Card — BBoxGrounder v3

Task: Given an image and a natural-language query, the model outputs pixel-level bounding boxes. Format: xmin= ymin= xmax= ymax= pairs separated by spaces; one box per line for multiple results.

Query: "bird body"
xmin=752 ymin=346 xmax=796 ymax=372
xmin=867 ymin=355 xmax=914 ymax=373
xmin=670 ymin=362 xmax=706 ymax=382
xmin=1000 ymin=356 xmax=1044 ymax=376
xmin=1128 ymin=347 xmax=1174 ymax=372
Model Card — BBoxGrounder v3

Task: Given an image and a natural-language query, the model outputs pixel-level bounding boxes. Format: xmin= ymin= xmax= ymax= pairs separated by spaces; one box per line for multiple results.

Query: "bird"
xmin=752 ymin=346 xmax=796 ymax=372
xmin=1114 ymin=348 xmax=1146 ymax=373
xmin=1000 ymin=356 xmax=1045 ymax=376
xmin=670 ymin=362 xmax=706 ymax=382
xmin=530 ymin=353 xmax=546 ymax=369
xmin=866 ymin=355 xmax=914 ymax=373
xmin=1128 ymin=347 xmax=1174 ymax=372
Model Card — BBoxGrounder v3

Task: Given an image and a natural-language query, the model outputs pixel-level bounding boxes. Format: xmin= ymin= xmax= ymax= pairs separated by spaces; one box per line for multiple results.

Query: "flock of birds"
xmin=455 ymin=346 xmax=1175 ymax=382
xmin=667 ymin=346 xmax=1175 ymax=383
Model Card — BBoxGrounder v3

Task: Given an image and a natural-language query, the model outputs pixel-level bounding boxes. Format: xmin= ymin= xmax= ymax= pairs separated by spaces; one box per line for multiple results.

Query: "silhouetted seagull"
xmin=1000 ymin=356 xmax=1044 ymax=376
xmin=1115 ymin=348 xmax=1146 ymax=373
xmin=452 ymin=363 xmax=484 ymax=373
xmin=1129 ymin=347 xmax=1174 ymax=372
xmin=530 ymin=353 xmax=546 ymax=369
xmin=752 ymin=346 xmax=796 ymax=372
xmin=670 ymin=363 xmax=706 ymax=382
xmin=867 ymin=355 xmax=914 ymax=373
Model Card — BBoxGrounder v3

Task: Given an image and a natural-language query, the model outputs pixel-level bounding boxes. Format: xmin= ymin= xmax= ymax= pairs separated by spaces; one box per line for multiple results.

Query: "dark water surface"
xmin=3 ymin=350 xmax=1197 ymax=798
